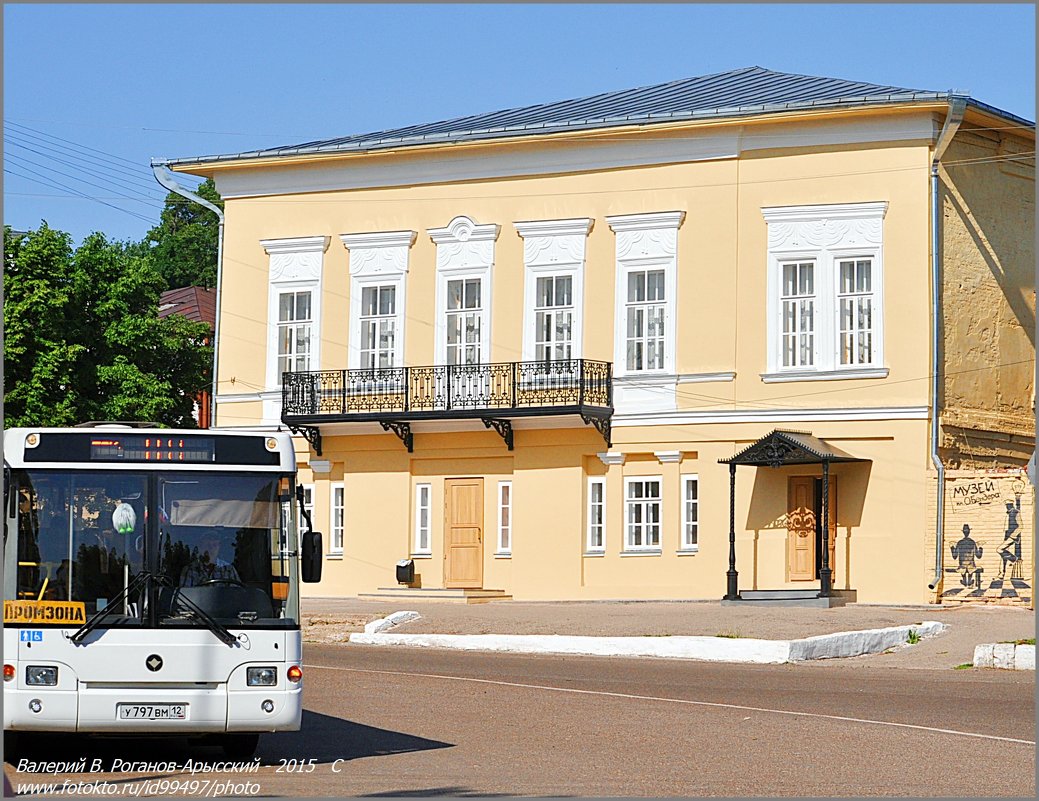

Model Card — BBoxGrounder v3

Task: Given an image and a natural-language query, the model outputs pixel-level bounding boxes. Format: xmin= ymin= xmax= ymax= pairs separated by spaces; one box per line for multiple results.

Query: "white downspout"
xmin=927 ymin=97 xmax=967 ymax=592
xmin=150 ymin=161 xmax=224 ymax=429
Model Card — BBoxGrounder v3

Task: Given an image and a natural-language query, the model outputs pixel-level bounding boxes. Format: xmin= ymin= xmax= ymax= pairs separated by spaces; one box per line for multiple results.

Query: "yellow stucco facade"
xmin=177 ymin=101 xmax=1034 ymax=606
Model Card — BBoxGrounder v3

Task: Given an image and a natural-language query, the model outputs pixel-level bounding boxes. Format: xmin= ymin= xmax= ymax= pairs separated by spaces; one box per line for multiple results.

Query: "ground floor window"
xmin=330 ymin=483 xmax=344 ymax=555
xmin=681 ymin=474 xmax=698 ymax=551
xmin=497 ymin=481 xmax=512 ymax=555
xmin=625 ymin=477 xmax=661 ymax=551
xmin=413 ymin=483 xmax=431 ymax=555
xmin=587 ymin=477 xmax=605 ymax=552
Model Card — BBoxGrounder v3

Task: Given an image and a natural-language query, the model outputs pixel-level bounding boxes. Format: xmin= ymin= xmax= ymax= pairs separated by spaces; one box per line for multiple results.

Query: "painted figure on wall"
xmin=996 ymin=490 xmax=1023 ymax=580
xmin=950 ymin=524 xmax=984 ymax=588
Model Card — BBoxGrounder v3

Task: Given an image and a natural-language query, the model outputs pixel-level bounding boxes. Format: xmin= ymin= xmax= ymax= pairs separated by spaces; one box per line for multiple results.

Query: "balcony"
xmin=281 ymin=359 xmax=613 ymax=454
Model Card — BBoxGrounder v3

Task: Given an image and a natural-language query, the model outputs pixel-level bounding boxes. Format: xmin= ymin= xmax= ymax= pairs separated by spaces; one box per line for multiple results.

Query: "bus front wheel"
xmin=220 ymin=733 xmax=260 ymax=760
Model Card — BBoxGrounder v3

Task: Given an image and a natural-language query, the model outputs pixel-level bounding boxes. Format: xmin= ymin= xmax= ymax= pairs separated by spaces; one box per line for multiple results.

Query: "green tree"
xmin=4 ymin=223 xmax=212 ymax=428
xmin=146 ymin=177 xmax=223 ymax=290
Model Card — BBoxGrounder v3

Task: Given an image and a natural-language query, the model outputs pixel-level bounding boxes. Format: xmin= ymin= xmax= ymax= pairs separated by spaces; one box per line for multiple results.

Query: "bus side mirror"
xmin=301 ymin=530 xmax=323 ymax=583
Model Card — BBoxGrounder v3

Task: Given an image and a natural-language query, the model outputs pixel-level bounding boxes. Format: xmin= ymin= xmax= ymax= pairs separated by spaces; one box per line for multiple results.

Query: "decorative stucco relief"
xmin=428 ymin=216 xmax=499 ymax=271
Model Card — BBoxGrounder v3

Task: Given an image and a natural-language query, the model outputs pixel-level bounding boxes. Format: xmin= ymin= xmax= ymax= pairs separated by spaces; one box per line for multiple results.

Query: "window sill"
xmin=676 ymin=547 xmax=699 ymax=556
xmin=410 ymin=553 xmax=433 ymax=559
xmin=760 ymin=367 xmax=888 ymax=383
xmin=326 ymin=553 xmax=344 ymax=560
xmin=583 ymin=551 xmax=606 ymax=558
xmin=493 ymin=552 xmax=512 ymax=559
xmin=620 ymin=549 xmax=662 ymax=557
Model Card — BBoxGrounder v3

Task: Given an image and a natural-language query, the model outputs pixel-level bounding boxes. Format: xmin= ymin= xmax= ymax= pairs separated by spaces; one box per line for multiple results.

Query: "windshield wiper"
xmin=70 ymin=571 xmax=151 ymax=645
xmin=164 ymin=585 xmax=238 ymax=647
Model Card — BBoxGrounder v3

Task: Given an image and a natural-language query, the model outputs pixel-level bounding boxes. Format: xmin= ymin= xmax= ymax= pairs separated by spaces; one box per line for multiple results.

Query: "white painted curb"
xmin=349 ymin=620 xmax=946 ymax=663
xmin=363 ymin=610 xmax=421 ymax=634
xmin=972 ymin=643 xmax=1036 ymax=670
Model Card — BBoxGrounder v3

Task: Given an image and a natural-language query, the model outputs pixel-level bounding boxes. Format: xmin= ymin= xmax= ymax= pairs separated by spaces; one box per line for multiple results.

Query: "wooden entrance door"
xmin=444 ymin=478 xmax=484 ymax=588
xmin=787 ymin=477 xmax=817 ymax=581
xmin=787 ymin=476 xmax=837 ymax=581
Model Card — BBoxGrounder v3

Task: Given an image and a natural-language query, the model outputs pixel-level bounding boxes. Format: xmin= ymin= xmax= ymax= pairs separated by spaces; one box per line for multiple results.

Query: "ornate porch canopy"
xmin=719 ymin=429 xmax=868 ymax=468
xmin=717 ymin=430 xmax=870 ymax=602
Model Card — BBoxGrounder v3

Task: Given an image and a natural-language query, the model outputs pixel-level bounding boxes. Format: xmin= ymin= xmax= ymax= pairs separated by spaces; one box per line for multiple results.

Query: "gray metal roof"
xmin=161 ymin=66 xmax=1034 ymax=168
xmin=719 ymin=429 xmax=869 ymax=466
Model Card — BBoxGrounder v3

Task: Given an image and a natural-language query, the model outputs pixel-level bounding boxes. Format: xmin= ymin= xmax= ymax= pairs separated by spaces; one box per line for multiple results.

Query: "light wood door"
xmin=444 ymin=478 xmax=484 ymax=588
xmin=787 ymin=477 xmax=816 ymax=581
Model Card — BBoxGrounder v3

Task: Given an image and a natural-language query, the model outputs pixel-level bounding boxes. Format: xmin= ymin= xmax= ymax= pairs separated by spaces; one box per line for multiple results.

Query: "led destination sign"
xmin=89 ymin=435 xmax=216 ymax=463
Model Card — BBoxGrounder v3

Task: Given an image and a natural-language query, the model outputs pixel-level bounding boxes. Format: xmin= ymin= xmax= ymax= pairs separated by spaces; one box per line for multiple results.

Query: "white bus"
xmin=3 ymin=425 xmax=322 ymax=760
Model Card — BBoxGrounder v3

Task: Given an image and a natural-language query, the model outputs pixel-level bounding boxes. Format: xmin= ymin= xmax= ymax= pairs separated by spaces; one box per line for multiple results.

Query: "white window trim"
xmin=606 ymin=212 xmax=684 ymax=380
xmin=761 ymin=202 xmax=887 ymax=378
xmin=515 ymin=218 xmax=592 ymax=363
xmin=329 ymin=482 xmax=344 ymax=557
xmin=679 ymin=473 xmax=699 ymax=553
xmin=261 ymin=236 xmax=330 ymax=393
xmin=412 ymin=483 xmax=432 ymax=557
xmin=495 ymin=480 xmax=512 ymax=557
xmin=623 ymin=475 xmax=663 ymax=554
xmin=428 ymin=216 xmax=500 ymax=366
xmin=341 ymin=230 xmax=416 ymax=370
xmin=586 ymin=476 xmax=606 ymax=554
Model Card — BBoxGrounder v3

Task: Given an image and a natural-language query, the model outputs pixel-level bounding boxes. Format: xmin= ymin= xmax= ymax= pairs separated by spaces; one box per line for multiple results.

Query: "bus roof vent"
xmin=74 ymin=421 xmax=160 ymax=429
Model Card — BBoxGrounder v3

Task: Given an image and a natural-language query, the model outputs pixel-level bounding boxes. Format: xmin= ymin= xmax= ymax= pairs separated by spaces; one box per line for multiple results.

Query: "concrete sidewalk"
xmin=301 ymin=597 xmax=1035 ymax=670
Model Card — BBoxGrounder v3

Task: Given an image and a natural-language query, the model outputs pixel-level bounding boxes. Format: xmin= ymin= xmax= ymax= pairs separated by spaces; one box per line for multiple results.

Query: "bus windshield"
xmin=7 ymin=469 xmax=300 ymax=629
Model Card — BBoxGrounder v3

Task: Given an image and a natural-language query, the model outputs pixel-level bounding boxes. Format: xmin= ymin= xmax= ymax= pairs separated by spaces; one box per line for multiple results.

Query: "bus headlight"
xmin=246 ymin=667 xmax=277 ymax=686
xmin=26 ymin=666 xmax=58 ymax=686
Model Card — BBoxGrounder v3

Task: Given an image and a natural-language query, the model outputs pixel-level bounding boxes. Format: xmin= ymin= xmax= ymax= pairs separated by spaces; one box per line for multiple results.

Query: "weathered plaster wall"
xmin=940 ymin=125 xmax=1035 ymax=469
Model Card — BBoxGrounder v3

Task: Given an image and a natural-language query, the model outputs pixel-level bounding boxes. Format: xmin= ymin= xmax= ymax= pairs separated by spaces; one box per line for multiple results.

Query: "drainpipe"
xmin=927 ymin=96 xmax=967 ymax=592
xmin=150 ymin=161 xmax=224 ymax=430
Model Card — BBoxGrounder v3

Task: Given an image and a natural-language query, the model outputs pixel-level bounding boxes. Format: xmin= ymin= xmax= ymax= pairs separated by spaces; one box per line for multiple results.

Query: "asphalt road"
xmin=5 ymin=643 xmax=1035 ymax=797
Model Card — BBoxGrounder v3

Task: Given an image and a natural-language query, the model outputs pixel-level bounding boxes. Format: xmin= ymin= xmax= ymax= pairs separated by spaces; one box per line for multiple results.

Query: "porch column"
xmin=819 ymin=459 xmax=832 ymax=597
xmin=724 ymin=462 xmax=739 ymax=600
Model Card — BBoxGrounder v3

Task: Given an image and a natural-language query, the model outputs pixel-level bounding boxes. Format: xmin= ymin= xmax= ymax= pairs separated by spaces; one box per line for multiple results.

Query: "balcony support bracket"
xmin=380 ymin=420 xmax=414 ymax=453
xmin=580 ymin=413 xmax=612 ymax=448
xmin=482 ymin=417 xmax=514 ymax=450
xmin=287 ymin=425 xmax=323 ymax=456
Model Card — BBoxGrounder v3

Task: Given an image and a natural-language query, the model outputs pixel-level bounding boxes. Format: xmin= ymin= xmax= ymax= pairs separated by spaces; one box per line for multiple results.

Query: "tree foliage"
xmin=3 ymin=223 xmax=212 ymax=428
xmin=146 ymin=177 xmax=223 ymax=290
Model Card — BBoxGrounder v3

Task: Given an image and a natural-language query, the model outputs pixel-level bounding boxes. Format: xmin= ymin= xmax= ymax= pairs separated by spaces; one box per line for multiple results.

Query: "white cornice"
xmin=597 ymin=452 xmax=627 ymax=466
xmin=260 ymin=235 xmax=330 ymax=255
xmin=678 ymin=372 xmax=736 ymax=383
xmin=428 ymin=215 xmax=500 ymax=245
xmin=210 ymin=114 xmax=937 ymax=200
xmin=339 ymin=230 xmax=417 ymax=250
xmin=514 ymin=218 xmax=594 ymax=238
xmin=606 ymin=211 xmax=686 ymax=232
xmin=613 ymin=405 xmax=929 ymax=427
xmin=760 ymin=201 xmax=889 ymax=223
xmin=654 ymin=451 xmax=682 ymax=464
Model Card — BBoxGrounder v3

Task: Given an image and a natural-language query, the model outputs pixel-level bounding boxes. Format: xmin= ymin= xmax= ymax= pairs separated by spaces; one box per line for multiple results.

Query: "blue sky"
xmin=4 ymin=3 xmax=1035 ymax=245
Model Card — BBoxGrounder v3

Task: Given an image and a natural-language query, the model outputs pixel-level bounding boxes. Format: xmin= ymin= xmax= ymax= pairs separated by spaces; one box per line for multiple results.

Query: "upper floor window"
xmin=762 ymin=202 xmax=887 ymax=381
xmin=277 ymin=290 xmax=313 ymax=377
xmin=515 ymin=218 xmax=592 ymax=365
xmin=340 ymin=230 xmax=415 ymax=372
xmin=625 ymin=269 xmax=666 ymax=371
xmin=261 ymin=236 xmax=329 ymax=394
xmin=606 ymin=212 xmax=684 ymax=378
xmin=535 ymin=275 xmax=573 ymax=362
xmin=360 ymin=285 xmax=397 ymax=369
xmin=446 ymin=278 xmax=484 ymax=365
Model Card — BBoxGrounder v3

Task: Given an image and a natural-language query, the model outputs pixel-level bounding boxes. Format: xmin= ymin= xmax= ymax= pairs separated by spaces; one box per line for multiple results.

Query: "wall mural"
xmin=942 ymin=473 xmax=1032 ymax=604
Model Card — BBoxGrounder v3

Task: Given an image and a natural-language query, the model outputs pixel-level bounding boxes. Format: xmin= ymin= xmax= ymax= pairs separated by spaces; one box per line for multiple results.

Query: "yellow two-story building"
xmin=161 ymin=67 xmax=1035 ymax=606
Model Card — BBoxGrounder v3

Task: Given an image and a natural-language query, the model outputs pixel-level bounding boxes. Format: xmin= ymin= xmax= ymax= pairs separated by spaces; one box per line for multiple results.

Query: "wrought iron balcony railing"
xmin=281 ymin=359 xmax=613 ymax=453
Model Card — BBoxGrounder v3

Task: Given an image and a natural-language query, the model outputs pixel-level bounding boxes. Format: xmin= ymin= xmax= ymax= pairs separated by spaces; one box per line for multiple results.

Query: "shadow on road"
xmin=258 ymin=710 xmax=453 ymax=764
